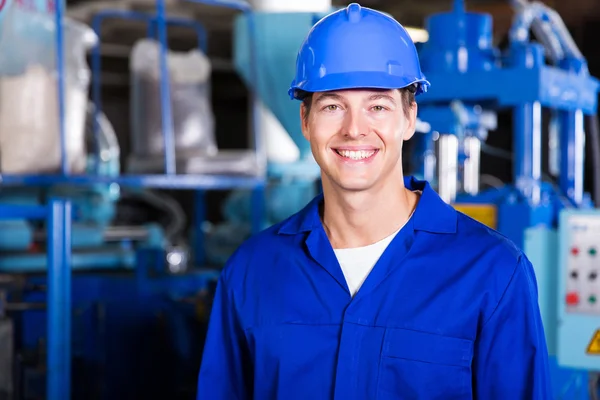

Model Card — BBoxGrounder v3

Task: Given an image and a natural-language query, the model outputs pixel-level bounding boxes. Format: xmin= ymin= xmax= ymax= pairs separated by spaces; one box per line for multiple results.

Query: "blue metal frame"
xmin=0 ymin=0 xmax=265 ymax=398
xmin=0 ymin=0 xmax=265 ymax=191
xmin=0 ymin=200 xmax=72 ymax=400
xmin=416 ymin=0 xmax=599 ymax=249
xmin=0 ymin=172 xmax=264 ymax=190
xmin=0 ymin=0 xmax=267 ymax=245
xmin=89 ymin=10 xmax=209 ymax=177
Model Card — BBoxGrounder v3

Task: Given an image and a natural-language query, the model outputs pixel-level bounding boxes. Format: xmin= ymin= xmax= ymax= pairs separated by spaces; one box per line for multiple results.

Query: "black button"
xmin=590 ymin=271 xmax=598 ymax=281
xmin=571 ymin=270 xmax=579 ymax=279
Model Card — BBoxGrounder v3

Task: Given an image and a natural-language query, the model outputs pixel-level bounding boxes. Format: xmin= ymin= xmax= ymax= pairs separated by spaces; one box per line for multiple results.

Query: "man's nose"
xmin=342 ymin=108 xmax=368 ymax=138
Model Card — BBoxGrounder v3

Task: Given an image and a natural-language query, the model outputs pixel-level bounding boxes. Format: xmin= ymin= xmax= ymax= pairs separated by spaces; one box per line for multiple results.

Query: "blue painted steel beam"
xmin=0 ymin=205 xmax=47 ymax=220
xmin=418 ymin=65 xmax=599 ymax=114
xmin=146 ymin=16 xmax=208 ymax=52
xmin=46 ymin=199 xmax=72 ymax=400
xmin=0 ymin=174 xmax=266 ymax=190
xmin=0 ymin=203 xmax=74 ymax=399
xmin=184 ymin=0 xmax=251 ymax=12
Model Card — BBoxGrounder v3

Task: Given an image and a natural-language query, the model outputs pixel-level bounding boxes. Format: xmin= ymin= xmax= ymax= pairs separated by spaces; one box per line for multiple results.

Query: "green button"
xmin=590 ymin=247 xmax=597 ymax=256
xmin=590 ymin=295 xmax=597 ymax=304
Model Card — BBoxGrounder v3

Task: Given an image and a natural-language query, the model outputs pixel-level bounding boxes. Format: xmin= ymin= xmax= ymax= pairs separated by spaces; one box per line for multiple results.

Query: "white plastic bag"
xmin=130 ymin=38 xmax=217 ymax=159
xmin=0 ymin=8 xmax=96 ymax=174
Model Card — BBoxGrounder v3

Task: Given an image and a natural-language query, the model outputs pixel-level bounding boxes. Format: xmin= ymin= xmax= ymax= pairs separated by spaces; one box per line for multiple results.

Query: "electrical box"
xmin=558 ymin=209 xmax=600 ymax=371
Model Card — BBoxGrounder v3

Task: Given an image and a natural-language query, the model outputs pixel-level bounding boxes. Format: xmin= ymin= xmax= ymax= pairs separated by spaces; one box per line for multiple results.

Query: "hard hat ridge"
xmin=288 ymin=2 xmax=430 ymax=100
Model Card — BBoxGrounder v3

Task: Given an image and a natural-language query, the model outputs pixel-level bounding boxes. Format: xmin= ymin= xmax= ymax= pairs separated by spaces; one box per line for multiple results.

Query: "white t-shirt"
xmin=333 ymin=210 xmax=415 ymax=297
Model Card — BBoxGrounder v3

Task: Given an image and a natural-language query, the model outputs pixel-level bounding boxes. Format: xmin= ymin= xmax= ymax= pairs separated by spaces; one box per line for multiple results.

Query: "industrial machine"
xmin=412 ymin=0 xmax=600 ymax=398
xmin=0 ymin=0 xmax=266 ymax=399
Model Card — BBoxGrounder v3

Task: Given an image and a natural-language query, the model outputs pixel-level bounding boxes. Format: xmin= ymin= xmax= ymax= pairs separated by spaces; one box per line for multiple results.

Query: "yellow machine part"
xmin=452 ymin=203 xmax=497 ymax=229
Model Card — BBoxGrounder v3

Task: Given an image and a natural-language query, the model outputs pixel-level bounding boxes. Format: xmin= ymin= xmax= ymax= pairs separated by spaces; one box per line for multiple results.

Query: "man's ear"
xmin=403 ymin=102 xmax=418 ymax=142
xmin=300 ymin=103 xmax=310 ymax=141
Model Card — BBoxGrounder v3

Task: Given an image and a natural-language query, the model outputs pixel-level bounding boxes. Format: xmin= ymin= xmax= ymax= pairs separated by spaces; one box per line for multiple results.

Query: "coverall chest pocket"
xmin=377 ymin=328 xmax=473 ymax=400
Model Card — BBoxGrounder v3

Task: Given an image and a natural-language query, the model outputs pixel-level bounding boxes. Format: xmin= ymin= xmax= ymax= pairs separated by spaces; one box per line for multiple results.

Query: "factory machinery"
xmin=414 ymin=0 xmax=600 ymax=397
xmin=0 ymin=0 xmax=599 ymax=397
xmin=0 ymin=0 xmax=266 ymax=399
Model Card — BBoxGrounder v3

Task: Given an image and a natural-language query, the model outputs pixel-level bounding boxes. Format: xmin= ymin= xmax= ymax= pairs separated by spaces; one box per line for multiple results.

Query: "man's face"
xmin=301 ymin=89 xmax=416 ymax=192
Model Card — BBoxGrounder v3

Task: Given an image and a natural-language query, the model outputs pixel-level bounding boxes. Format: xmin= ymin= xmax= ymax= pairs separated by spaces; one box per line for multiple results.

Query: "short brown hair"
xmin=300 ymin=85 xmax=417 ymax=122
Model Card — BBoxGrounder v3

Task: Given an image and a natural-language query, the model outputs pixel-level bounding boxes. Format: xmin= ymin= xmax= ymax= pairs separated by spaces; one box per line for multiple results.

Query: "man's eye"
xmin=372 ymin=105 xmax=386 ymax=112
xmin=325 ymin=105 xmax=339 ymax=111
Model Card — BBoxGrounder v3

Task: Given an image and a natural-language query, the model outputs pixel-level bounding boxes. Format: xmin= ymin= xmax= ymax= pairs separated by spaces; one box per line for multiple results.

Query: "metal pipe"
xmin=34 ymin=225 xmax=150 ymax=242
xmin=559 ymin=109 xmax=585 ymax=205
xmin=548 ymin=112 xmax=560 ymax=176
xmin=533 ymin=102 xmax=542 ymax=201
xmin=437 ymin=134 xmax=459 ymax=203
xmin=156 ymin=0 xmax=177 ymax=175
xmin=423 ymin=149 xmax=436 ymax=183
xmin=46 ymin=199 xmax=72 ymax=400
xmin=55 ymin=0 xmax=67 ymax=175
xmin=574 ymin=109 xmax=585 ymax=205
xmin=103 ymin=226 xmax=150 ymax=241
xmin=513 ymin=102 xmax=542 ymax=205
xmin=463 ymin=136 xmax=481 ymax=195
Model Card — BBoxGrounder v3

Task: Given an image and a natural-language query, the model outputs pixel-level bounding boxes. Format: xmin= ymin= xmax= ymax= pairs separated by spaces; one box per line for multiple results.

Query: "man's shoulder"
xmin=240 ymin=219 xmax=293 ymax=253
xmin=452 ymin=209 xmax=526 ymax=271
xmin=219 ymin=214 xmax=303 ymax=283
xmin=450 ymin=210 xmax=538 ymax=318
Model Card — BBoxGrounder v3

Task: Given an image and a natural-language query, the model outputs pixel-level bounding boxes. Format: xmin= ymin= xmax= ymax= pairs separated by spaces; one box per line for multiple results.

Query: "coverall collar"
xmin=278 ymin=176 xmax=457 ymax=236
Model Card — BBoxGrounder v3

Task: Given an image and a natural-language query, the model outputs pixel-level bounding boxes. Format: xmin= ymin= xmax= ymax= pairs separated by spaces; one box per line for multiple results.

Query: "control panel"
xmin=557 ymin=209 xmax=600 ymax=372
xmin=564 ymin=214 xmax=600 ymax=314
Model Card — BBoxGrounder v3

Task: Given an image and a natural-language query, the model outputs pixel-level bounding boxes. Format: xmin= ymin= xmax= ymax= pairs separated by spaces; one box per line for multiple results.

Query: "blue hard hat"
xmin=288 ymin=3 xmax=430 ymax=100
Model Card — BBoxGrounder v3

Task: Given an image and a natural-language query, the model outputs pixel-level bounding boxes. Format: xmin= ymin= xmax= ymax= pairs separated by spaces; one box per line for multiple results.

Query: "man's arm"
xmin=473 ymin=255 xmax=552 ymax=399
xmin=197 ymin=274 xmax=252 ymax=399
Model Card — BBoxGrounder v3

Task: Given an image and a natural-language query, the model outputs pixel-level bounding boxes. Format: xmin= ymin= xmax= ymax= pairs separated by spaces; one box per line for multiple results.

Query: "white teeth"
xmin=337 ymin=150 xmax=376 ymax=160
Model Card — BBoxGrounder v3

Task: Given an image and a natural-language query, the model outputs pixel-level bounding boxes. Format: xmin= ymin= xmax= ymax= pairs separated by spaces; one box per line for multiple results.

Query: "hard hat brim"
xmin=289 ymin=71 xmax=430 ymax=100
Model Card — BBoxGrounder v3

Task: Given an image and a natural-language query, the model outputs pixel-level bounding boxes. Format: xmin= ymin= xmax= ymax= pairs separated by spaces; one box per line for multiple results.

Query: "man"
xmin=197 ymin=3 xmax=552 ymax=399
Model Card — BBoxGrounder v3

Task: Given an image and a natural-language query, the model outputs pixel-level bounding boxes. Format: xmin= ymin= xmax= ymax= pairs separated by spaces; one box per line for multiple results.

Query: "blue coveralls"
xmin=197 ymin=176 xmax=552 ymax=399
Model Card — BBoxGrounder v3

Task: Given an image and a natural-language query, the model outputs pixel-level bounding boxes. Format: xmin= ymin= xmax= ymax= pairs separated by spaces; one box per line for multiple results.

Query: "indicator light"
xmin=566 ymin=292 xmax=579 ymax=306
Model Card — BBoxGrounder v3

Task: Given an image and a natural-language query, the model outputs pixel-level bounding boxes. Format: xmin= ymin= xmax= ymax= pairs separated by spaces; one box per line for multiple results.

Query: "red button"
xmin=571 ymin=247 xmax=580 ymax=256
xmin=566 ymin=292 xmax=580 ymax=306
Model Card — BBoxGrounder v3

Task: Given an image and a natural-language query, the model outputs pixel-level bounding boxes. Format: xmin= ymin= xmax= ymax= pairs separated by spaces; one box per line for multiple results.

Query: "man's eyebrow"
xmin=368 ymin=93 xmax=396 ymax=104
xmin=314 ymin=93 xmax=344 ymax=104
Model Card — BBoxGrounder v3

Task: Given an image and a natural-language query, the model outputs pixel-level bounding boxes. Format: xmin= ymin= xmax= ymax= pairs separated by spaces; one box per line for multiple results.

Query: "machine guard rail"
xmin=0 ymin=200 xmax=72 ymax=400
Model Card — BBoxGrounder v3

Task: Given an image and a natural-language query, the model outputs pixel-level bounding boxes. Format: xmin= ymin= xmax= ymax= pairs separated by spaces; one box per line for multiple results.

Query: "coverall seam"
xmin=242 ymin=323 xmax=340 ymax=334
xmin=241 ymin=320 xmax=474 ymax=342
xmin=479 ymin=254 xmax=521 ymax=330
xmin=344 ymin=320 xmax=474 ymax=342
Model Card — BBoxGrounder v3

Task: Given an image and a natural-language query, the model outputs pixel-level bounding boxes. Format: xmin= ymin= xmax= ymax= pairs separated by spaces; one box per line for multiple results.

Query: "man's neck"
xmin=321 ymin=176 xmax=419 ymax=249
